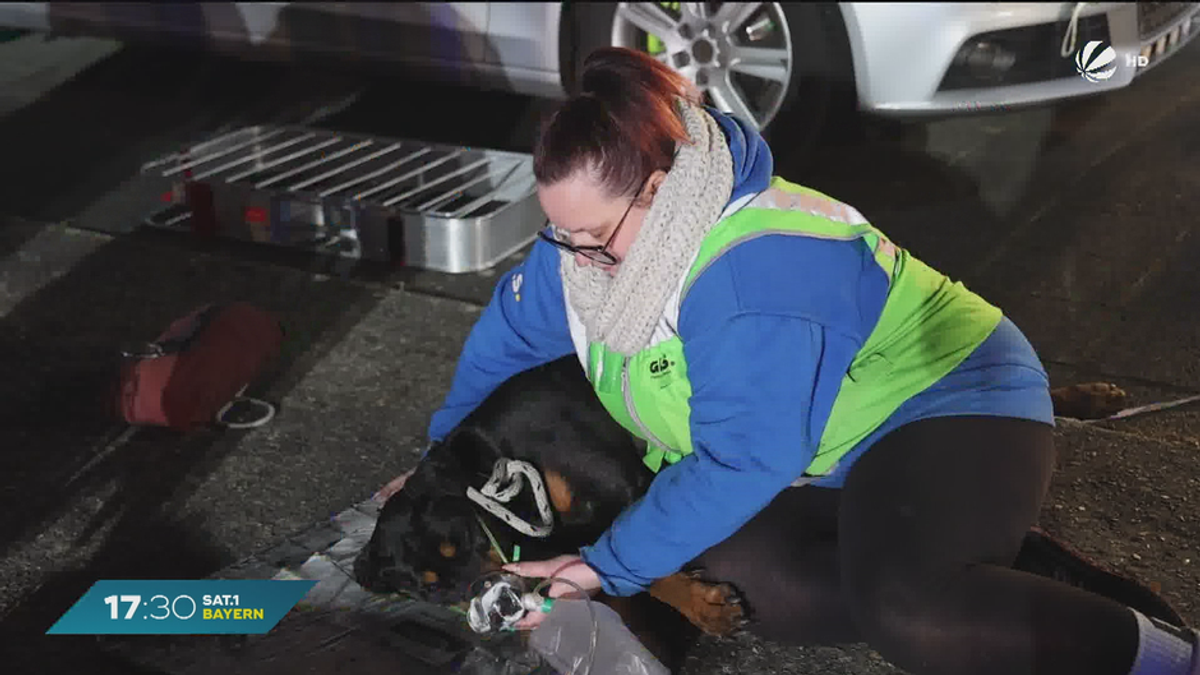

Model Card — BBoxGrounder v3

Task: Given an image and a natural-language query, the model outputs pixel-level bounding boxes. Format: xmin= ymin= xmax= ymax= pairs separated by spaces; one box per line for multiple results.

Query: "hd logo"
xmin=648 ymin=355 xmax=674 ymax=377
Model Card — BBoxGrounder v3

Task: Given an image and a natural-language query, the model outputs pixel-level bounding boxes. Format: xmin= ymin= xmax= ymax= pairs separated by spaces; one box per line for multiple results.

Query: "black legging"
xmin=692 ymin=415 xmax=1139 ymax=675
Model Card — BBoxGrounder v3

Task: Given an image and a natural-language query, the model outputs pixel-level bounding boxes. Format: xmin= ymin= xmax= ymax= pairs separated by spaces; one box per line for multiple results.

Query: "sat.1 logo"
xmin=1074 ymin=40 xmax=1118 ymax=82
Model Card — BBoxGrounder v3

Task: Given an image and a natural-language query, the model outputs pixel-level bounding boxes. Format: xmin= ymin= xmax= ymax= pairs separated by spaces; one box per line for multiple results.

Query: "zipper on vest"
xmin=621 ymin=359 xmax=672 ymax=452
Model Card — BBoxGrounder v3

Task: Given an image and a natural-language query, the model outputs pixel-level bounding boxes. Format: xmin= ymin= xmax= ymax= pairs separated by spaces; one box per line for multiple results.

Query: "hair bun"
xmin=534 ymin=47 xmax=692 ymax=197
xmin=578 ymin=68 xmax=621 ymax=102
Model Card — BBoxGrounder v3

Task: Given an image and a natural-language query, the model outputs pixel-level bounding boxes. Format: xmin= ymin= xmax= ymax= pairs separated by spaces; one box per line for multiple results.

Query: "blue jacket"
xmin=427 ymin=109 xmax=1054 ymax=597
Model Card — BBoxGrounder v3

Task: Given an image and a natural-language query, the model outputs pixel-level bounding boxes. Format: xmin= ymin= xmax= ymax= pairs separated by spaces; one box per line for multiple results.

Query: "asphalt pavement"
xmin=1 ymin=32 xmax=1199 ymax=675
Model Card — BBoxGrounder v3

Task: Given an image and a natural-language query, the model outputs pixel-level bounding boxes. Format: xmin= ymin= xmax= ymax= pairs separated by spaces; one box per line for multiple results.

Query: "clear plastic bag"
xmin=529 ymin=599 xmax=670 ymax=675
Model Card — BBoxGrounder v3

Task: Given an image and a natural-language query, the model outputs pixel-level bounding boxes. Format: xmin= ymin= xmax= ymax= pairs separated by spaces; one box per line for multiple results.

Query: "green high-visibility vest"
xmin=581 ymin=177 xmax=1002 ymax=478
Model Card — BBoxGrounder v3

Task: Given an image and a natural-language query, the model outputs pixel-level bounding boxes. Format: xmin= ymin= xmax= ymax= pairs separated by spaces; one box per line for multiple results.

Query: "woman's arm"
xmin=578 ymin=233 xmax=883 ymax=595
xmin=426 ymin=237 xmax=577 ymax=444
xmin=578 ymin=310 xmax=860 ymax=595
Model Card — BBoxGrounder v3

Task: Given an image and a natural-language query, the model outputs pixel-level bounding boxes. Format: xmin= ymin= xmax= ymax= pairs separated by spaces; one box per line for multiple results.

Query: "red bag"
xmin=118 ymin=302 xmax=284 ymax=431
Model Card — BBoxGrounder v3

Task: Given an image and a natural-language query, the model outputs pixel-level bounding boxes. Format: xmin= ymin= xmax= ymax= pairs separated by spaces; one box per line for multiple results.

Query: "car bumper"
xmin=844 ymin=2 xmax=1200 ymax=117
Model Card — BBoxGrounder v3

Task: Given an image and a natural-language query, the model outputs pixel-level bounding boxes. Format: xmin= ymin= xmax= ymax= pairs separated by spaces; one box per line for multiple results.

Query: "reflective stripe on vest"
xmin=584 ymin=177 xmax=1002 ymax=477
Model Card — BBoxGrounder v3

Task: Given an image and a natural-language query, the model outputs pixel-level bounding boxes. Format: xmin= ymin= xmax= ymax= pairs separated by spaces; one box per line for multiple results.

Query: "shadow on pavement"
xmin=0 ymin=215 xmax=52 ymax=262
xmin=778 ymin=116 xmax=1008 ymax=280
xmin=0 ymin=42 xmax=256 ymax=224
xmin=0 ymin=227 xmax=389 ymax=671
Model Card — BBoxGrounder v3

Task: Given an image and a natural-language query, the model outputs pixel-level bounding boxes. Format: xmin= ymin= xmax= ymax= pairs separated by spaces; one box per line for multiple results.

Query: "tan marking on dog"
xmin=1050 ymin=382 xmax=1128 ymax=420
xmin=439 ymin=541 xmax=457 ymax=559
xmin=543 ymin=469 xmax=573 ymax=513
xmin=422 ymin=570 xmax=439 ymax=585
xmin=648 ymin=571 xmax=744 ymax=637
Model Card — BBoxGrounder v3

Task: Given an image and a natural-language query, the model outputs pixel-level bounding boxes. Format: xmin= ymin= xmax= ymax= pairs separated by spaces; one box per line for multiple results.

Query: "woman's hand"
xmin=373 ymin=467 xmax=417 ymax=503
xmin=502 ymin=554 xmax=603 ymax=630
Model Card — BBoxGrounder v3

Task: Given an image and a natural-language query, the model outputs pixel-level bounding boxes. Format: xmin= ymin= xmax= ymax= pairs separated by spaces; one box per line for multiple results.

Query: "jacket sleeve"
xmin=578 ymin=309 xmax=862 ymax=596
xmin=426 ymin=238 xmax=577 ymax=444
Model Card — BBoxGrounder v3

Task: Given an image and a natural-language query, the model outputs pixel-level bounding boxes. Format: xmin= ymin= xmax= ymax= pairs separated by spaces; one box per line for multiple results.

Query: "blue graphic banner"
xmin=46 ymin=579 xmax=318 ymax=635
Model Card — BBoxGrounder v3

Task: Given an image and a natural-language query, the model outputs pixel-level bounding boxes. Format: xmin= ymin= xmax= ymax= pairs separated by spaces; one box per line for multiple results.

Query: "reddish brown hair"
xmin=533 ymin=47 xmax=697 ymax=199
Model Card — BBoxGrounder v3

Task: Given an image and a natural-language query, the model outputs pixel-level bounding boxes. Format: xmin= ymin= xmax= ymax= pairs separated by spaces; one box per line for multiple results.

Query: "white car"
xmin=2 ymin=2 xmax=1198 ymax=133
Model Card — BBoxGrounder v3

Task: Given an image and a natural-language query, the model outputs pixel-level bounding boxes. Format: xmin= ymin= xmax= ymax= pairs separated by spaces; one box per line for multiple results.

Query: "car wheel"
xmin=564 ymin=2 xmax=855 ymax=158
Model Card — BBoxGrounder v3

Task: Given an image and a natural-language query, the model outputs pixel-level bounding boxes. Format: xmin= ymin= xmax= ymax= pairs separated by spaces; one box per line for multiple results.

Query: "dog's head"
xmin=353 ymin=416 xmax=646 ymax=602
xmin=353 ymin=449 xmax=502 ymax=603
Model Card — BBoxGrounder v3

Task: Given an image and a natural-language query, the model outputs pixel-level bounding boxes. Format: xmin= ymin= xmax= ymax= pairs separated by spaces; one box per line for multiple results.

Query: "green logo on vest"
xmin=648 ymin=356 xmax=674 ymax=377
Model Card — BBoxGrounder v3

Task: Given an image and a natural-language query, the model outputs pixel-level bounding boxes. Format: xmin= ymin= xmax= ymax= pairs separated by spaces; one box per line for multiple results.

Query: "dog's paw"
xmin=674 ymin=571 xmax=747 ymax=638
xmin=1050 ymin=382 xmax=1128 ymax=420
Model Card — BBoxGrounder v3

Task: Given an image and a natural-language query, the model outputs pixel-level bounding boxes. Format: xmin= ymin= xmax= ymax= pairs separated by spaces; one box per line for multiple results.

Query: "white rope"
xmin=466 ymin=459 xmax=555 ymax=539
xmin=1061 ymin=2 xmax=1090 ymax=58
xmin=1074 ymin=393 xmax=1200 ymax=424
xmin=215 ymin=384 xmax=276 ymax=429
xmin=216 ymin=396 xmax=276 ymax=429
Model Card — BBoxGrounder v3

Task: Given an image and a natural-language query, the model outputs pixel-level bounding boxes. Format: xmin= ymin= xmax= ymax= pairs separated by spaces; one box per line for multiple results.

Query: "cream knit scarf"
xmin=560 ymin=100 xmax=734 ymax=356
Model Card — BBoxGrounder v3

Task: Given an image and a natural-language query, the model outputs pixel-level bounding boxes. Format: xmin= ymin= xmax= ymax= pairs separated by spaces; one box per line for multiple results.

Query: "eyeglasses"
xmin=538 ymin=187 xmax=640 ymax=267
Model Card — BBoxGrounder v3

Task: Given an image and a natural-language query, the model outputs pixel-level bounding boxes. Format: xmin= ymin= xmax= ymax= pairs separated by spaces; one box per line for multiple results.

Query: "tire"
xmin=560 ymin=2 xmax=857 ymax=163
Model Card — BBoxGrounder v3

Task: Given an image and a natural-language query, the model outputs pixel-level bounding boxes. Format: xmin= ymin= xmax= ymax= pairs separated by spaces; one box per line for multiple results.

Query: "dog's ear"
xmin=420 ymin=442 xmax=467 ymax=481
xmin=378 ymin=489 xmax=415 ymax=523
xmin=402 ymin=466 xmax=436 ymax=494
xmin=438 ymin=427 xmax=506 ymax=478
xmin=407 ymin=460 xmax=470 ymax=504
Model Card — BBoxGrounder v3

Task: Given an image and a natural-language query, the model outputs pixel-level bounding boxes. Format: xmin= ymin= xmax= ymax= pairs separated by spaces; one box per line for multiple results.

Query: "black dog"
xmin=352 ymin=354 xmax=747 ymax=663
xmin=353 ymin=355 xmax=646 ymax=596
xmin=354 ymin=356 xmax=1186 ymax=643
